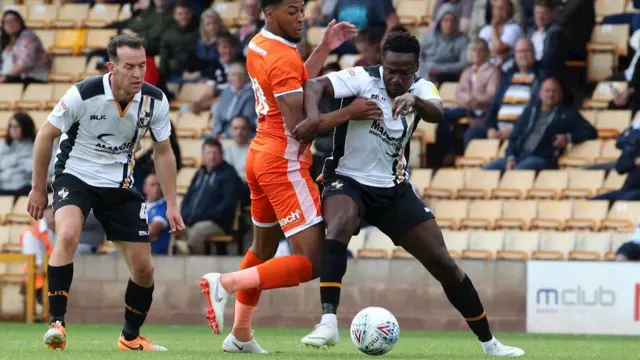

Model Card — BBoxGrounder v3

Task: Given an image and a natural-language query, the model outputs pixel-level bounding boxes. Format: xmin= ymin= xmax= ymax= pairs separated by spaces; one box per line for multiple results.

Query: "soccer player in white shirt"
xmin=297 ymin=31 xmax=525 ymax=357
xmin=27 ymin=35 xmax=185 ymax=352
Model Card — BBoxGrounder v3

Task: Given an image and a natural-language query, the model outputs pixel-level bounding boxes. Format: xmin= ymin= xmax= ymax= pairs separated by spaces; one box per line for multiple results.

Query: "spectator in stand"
xmin=159 ymin=0 xmax=200 ymax=84
xmin=183 ymin=8 xmax=226 ymax=82
xmin=237 ymin=0 xmax=264 ymax=57
xmin=0 ymin=112 xmax=35 ymax=196
xmin=353 ymin=29 xmax=381 ymax=67
xmin=615 ymin=224 xmax=640 ymax=261
xmin=483 ymin=78 xmax=597 ymax=171
xmin=438 ymin=38 xmax=501 ymax=163
xmin=133 ymin=121 xmax=182 ymax=195
xmin=554 ymin=0 xmax=594 ymax=62
xmin=466 ymin=38 xmax=541 ymax=145
xmin=430 ymin=0 xmax=474 ymax=33
xmin=527 ymin=0 xmax=567 ymax=79
xmin=0 ymin=10 xmax=49 ymax=85
xmin=203 ymin=31 xmax=245 ymax=89
xmin=223 ymin=116 xmax=252 ymax=182
xmin=128 ymin=0 xmax=175 ymax=56
xmin=331 ymin=0 xmax=399 ymax=54
xmin=181 ymin=139 xmax=242 ymax=255
xmin=210 ymin=62 xmax=256 ymax=139
xmin=478 ymin=0 xmax=524 ymax=72
xmin=143 ymin=174 xmax=171 ymax=255
xmin=418 ymin=3 xmax=470 ymax=84
xmin=471 ymin=0 xmax=525 ymax=36
xmin=592 ymin=120 xmax=640 ymax=202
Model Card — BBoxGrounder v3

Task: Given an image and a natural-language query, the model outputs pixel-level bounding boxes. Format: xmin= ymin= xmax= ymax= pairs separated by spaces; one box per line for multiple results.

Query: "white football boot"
xmin=301 ymin=322 xmax=340 ymax=349
xmin=482 ymin=337 xmax=525 ymax=357
xmin=199 ymin=273 xmax=230 ymax=335
xmin=222 ymin=332 xmax=267 ymax=353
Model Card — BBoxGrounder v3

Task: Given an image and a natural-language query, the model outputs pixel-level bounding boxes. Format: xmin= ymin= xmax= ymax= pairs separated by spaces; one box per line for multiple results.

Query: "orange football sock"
xmin=221 ymin=255 xmax=313 ymax=293
xmin=232 ymin=303 xmax=255 ymax=341
xmin=236 ymin=250 xmax=264 ymax=306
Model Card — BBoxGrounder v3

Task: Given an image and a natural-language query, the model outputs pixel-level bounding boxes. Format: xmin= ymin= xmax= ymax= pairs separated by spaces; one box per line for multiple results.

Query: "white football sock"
xmin=321 ymin=313 xmax=338 ymax=326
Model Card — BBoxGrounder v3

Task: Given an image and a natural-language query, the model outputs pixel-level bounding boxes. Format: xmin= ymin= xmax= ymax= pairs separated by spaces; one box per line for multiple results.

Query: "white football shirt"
xmin=324 ymin=66 xmax=442 ymax=188
xmin=48 ymin=74 xmax=171 ymax=188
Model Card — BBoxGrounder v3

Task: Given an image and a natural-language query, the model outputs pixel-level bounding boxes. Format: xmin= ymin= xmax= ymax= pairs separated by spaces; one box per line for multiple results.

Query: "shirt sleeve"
xmin=149 ymin=93 xmax=171 ymax=143
xmin=414 ymin=79 xmax=443 ymax=105
xmin=269 ymin=53 xmax=306 ymax=97
xmin=48 ymin=86 xmax=83 ymax=132
xmin=501 ymin=23 xmax=524 ymax=49
xmin=325 ymin=67 xmax=369 ymax=99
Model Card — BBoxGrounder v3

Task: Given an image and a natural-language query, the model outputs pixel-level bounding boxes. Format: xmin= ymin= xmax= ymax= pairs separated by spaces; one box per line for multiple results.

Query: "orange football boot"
xmin=117 ymin=334 xmax=168 ymax=351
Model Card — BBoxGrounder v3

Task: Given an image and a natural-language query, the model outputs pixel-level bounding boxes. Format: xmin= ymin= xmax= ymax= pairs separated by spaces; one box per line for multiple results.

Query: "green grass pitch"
xmin=1 ymin=323 xmax=637 ymax=360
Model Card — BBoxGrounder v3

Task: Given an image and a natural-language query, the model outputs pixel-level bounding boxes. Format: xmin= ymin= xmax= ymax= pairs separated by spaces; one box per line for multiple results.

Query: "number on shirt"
xmin=250 ymin=76 xmax=269 ymax=117
xmin=139 ymin=203 xmax=148 ymax=220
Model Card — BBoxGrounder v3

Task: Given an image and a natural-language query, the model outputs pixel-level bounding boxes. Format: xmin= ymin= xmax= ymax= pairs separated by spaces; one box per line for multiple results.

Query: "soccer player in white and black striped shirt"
xmin=27 ymin=35 xmax=184 ymax=352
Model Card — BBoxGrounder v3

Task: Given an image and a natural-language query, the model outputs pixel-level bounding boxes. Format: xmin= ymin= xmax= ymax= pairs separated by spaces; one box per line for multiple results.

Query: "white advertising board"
xmin=526 ymin=260 xmax=640 ymax=335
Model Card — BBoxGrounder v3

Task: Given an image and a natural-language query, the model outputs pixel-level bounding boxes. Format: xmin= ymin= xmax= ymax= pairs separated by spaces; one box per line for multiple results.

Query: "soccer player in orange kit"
xmin=199 ymin=0 xmax=383 ymax=353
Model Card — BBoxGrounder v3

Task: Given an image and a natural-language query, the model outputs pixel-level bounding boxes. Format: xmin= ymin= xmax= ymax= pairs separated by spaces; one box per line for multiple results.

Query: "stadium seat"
xmin=26 ymin=4 xmax=59 ymax=28
xmin=460 ymin=199 xmax=503 ymax=230
xmin=51 ymin=3 xmax=90 ymax=28
xmin=5 ymin=197 xmax=30 ymax=225
xmin=495 ymin=199 xmax=537 ymax=230
xmin=462 ymin=231 xmax=504 ymax=260
xmin=15 ymin=84 xmax=54 ymax=110
xmin=496 ymin=231 xmax=540 ymax=260
xmin=432 ymin=199 xmax=468 ymax=230
xmin=566 ymin=199 xmax=609 ymax=231
xmin=0 ymin=196 xmax=14 ymax=224
xmin=0 ymin=84 xmax=23 ymax=110
xmin=492 ymin=170 xmax=535 ymax=199
xmin=415 ymin=121 xmax=436 ymax=143
xmin=423 ymin=168 xmax=464 ymax=199
xmin=596 ymin=110 xmax=631 ymax=138
xmin=50 ymin=29 xmax=87 ymax=56
xmin=82 ymin=29 xmax=118 ymax=54
xmin=601 ymin=201 xmax=640 ymax=230
xmin=0 ymin=111 xmax=11 ymax=137
xmin=456 ymin=139 xmax=500 ymax=168
xmin=170 ymin=83 xmax=209 ymax=108
xmin=46 ymin=83 xmax=70 ymax=109
xmin=396 ymin=0 xmax=429 ymax=25
xmin=176 ymin=112 xmax=211 ymax=138
xmin=598 ymin=171 xmax=627 ymax=194
xmin=580 ymin=110 xmax=598 ymax=126
xmin=584 ymin=82 xmax=627 ymax=108
xmin=358 ymin=229 xmax=393 ymax=258
xmin=561 ymin=169 xmax=605 ymax=199
xmin=570 ymin=232 xmax=612 ymax=261
xmin=49 ymin=56 xmax=86 ymax=82
xmin=409 ymin=168 xmax=432 ymax=196
xmin=595 ymin=0 xmax=626 ymax=22
xmin=179 ymin=139 xmax=204 ymax=167
xmin=306 ymin=27 xmax=326 ymax=48
xmin=558 ymin=140 xmax=602 ymax=168
xmin=441 ymin=230 xmax=469 ymax=259
xmin=118 ymin=3 xmax=132 ymax=21
xmin=438 ymin=82 xmax=457 ymax=106
xmin=6 ymin=224 xmax=28 ymax=252
xmin=527 ymin=170 xmax=568 ymax=199
xmin=347 ymin=231 xmax=367 ymax=258
xmin=457 ymin=169 xmax=500 ymax=199
xmin=606 ymin=231 xmax=633 ymax=260
xmin=531 ymin=200 xmax=573 ymax=231
xmin=176 ymin=167 xmax=198 ymax=195
xmin=587 ymin=24 xmax=629 ymax=82
xmin=33 ymin=29 xmax=55 ymax=52
xmin=213 ymin=1 xmax=242 ymax=27
xmin=0 ymin=225 xmax=10 ymax=250
xmin=533 ymin=231 xmax=577 ymax=260
xmin=596 ymin=139 xmax=621 ymax=163
xmin=28 ymin=111 xmax=50 ymax=130
xmin=84 ymin=3 xmax=120 ymax=28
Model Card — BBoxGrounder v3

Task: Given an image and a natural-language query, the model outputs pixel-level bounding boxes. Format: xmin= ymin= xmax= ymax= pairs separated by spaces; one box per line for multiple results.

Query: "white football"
xmin=350 ymin=307 xmax=400 ymax=356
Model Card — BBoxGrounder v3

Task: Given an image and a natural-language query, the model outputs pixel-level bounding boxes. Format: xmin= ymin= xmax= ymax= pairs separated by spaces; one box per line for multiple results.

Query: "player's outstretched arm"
xmin=393 ymin=81 xmax=444 ymax=124
xmin=28 ymin=122 xmax=61 ymax=219
xmin=304 ymin=20 xmax=357 ymax=78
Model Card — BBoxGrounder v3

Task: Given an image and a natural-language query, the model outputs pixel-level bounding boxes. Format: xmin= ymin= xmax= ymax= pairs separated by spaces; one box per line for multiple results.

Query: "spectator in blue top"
xmin=143 ymin=174 xmax=171 ymax=255
xmin=331 ymin=0 xmax=399 ymax=54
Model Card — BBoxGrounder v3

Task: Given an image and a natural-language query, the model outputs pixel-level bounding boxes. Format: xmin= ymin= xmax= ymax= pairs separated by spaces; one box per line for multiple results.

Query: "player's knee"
xmin=131 ymin=262 xmax=154 ymax=283
xmin=249 ymin=241 xmax=278 ymax=261
xmin=325 ymin=209 xmax=359 ymax=242
xmin=55 ymin=229 xmax=80 ymax=255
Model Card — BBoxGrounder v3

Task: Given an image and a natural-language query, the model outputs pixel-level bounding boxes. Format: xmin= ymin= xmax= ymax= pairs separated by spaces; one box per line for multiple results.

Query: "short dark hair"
xmin=107 ymin=34 xmax=146 ymax=62
xmin=203 ymin=138 xmax=223 ymax=151
xmin=382 ymin=31 xmax=420 ymax=58
xmin=217 ymin=30 xmax=238 ymax=47
xmin=174 ymin=0 xmax=193 ymax=9
xmin=259 ymin=0 xmax=284 ymax=9
xmin=535 ymin=0 xmax=555 ymax=10
xmin=355 ymin=28 xmax=379 ymax=45
xmin=6 ymin=112 xmax=36 ymax=146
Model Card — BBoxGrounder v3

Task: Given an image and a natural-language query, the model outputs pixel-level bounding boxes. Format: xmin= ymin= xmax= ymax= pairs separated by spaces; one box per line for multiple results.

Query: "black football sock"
xmin=122 ymin=278 xmax=154 ymax=341
xmin=442 ymin=274 xmax=493 ymax=342
xmin=47 ymin=263 xmax=74 ymax=326
xmin=320 ymin=239 xmax=348 ymax=316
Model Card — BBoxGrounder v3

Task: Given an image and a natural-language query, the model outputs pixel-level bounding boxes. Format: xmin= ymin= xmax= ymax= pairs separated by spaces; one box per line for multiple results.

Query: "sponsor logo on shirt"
xmin=90 ymin=114 xmax=107 ymax=121
xmin=94 ymin=141 xmax=136 ymax=155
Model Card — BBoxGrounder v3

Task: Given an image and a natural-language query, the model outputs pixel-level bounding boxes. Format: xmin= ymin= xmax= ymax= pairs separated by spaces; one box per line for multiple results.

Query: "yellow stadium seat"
xmin=462 ymin=231 xmax=504 ymax=260
xmin=601 ymin=201 xmax=640 ymax=230
xmin=81 ymin=29 xmax=117 ymax=54
xmin=596 ymin=110 xmax=631 ymax=138
xmin=29 ymin=111 xmax=50 ymax=130
xmin=423 ymin=168 xmax=464 ymax=199
xmin=561 ymin=169 xmax=605 ymax=199
xmin=595 ymin=0 xmax=626 ymax=22
xmin=441 ymin=230 xmax=469 ymax=259
xmin=457 ymin=169 xmax=500 ymax=199
xmin=491 ymin=170 xmax=535 ymax=199
xmin=456 ymin=139 xmax=500 ymax=168
xmin=580 ymin=110 xmax=599 ymax=126
xmin=497 ymin=231 xmax=540 ymax=260
xmin=585 ymin=81 xmax=628 ymax=108
xmin=606 ymin=231 xmax=634 ymax=260
xmin=533 ymin=232 xmax=576 ymax=260
xmin=50 ymin=29 xmax=87 ymax=55
xmin=306 ymin=27 xmax=326 ymax=48
xmin=26 ymin=4 xmax=59 ymax=28
xmin=460 ymin=199 xmax=503 ymax=230
xmin=177 ymin=167 xmax=198 ymax=195
xmin=51 ymin=3 xmax=90 ymax=28
xmin=48 ymin=56 xmax=87 ymax=82
xmin=33 ymin=29 xmax=56 ymax=52
xmin=170 ymin=83 xmax=209 ymax=108
xmin=5 ymin=224 xmax=27 ymax=252
xmin=415 ymin=121 xmax=436 ymax=143
xmin=0 ymin=225 xmax=10 ymax=248
xmin=410 ymin=168 xmax=432 ymax=196
xmin=5 ymin=197 xmax=30 ymax=224
xmin=596 ymin=139 xmax=622 ymax=163
xmin=176 ymin=112 xmax=211 ymax=138
xmin=495 ymin=199 xmax=537 ymax=230
xmin=358 ymin=229 xmax=393 ymax=258
xmin=598 ymin=171 xmax=627 ymax=194
xmin=433 ymin=199 xmax=468 ymax=230
xmin=531 ymin=200 xmax=573 ymax=231
xmin=566 ymin=199 xmax=609 ymax=231
xmin=587 ymin=24 xmax=629 ymax=82
xmin=213 ymin=1 xmax=242 ymax=27
xmin=0 ymin=111 xmax=11 ymax=137
xmin=15 ymin=83 xmax=54 ymax=110
xmin=396 ymin=0 xmax=429 ymax=25
xmin=438 ymin=82 xmax=457 ymax=106
xmin=347 ymin=231 xmax=367 ymax=257
xmin=179 ymin=139 xmax=204 ymax=168
xmin=558 ymin=140 xmax=602 ymax=168
xmin=527 ymin=170 xmax=568 ymax=199
xmin=0 ymin=84 xmax=23 ymax=110
xmin=84 ymin=3 xmax=120 ymax=28
xmin=0 ymin=196 xmax=14 ymax=225
xmin=570 ymin=232 xmax=611 ymax=261
xmin=118 ymin=3 xmax=132 ymax=21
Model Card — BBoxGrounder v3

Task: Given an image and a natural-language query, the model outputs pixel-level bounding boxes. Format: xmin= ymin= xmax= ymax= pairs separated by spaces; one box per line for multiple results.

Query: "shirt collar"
xmin=260 ymin=28 xmax=297 ymax=48
xmin=102 ymin=73 xmax=142 ymax=103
